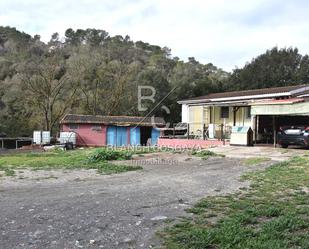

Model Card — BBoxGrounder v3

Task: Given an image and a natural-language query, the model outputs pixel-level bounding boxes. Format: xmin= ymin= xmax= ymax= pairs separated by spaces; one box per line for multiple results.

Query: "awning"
xmin=251 ymin=100 xmax=309 ymax=115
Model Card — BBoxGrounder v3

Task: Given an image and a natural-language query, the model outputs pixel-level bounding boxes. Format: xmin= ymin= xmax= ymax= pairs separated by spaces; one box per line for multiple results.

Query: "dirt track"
xmin=0 ymin=152 xmax=271 ymax=249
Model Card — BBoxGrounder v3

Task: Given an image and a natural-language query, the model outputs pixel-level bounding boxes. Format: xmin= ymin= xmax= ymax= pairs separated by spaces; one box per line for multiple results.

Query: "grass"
xmin=4 ymin=168 xmax=15 ymax=176
xmin=160 ymin=156 xmax=309 ymax=249
xmin=243 ymin=157 xmax=271 ymax=166
xmin=0 ymin=148 xmax=142 ymax=175
xmin=191 ymin=150 xmax=225 ymax=160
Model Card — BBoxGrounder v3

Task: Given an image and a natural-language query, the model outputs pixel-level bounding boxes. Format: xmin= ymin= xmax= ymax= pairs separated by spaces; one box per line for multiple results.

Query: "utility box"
xmin=59 ymin=132 xmax=76 ymax=146
xmin=33 ymin=131 xmax=42 ymax=144
xmin=33 ymin=131 xmax=51 ymax=145
xmin=230 ymin=126 xmax=253 ymax=146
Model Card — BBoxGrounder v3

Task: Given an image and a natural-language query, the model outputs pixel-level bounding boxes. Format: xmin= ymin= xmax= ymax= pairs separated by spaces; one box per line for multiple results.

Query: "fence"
xmin=161 ymin=122 xmax=233 ymax=141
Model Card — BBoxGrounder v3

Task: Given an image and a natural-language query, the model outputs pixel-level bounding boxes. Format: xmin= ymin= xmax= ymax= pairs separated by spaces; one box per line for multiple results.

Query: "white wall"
xmin=181 ymin=104 xmax=189 ymax=123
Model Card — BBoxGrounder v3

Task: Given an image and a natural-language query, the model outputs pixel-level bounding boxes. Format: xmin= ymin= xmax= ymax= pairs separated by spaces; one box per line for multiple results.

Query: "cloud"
xmin=1 ymin=0 xmax=309 ymax=71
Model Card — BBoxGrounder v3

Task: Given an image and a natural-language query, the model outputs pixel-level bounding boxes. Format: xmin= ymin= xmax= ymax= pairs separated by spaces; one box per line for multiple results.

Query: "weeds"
xmin=88 ymin=148 xmax=132 ymax=162
xmin=243 ymin=157 xmax=271 ymax=166
xmin=161 ymin=156 xmax=309 ymax=249
xmin=0 ymin=149 xmax=141 ymax=174
xmin=4 ymin=168 xmax=15 ymax=176
xmin=191 ymin=150 xmax=225 ymax=160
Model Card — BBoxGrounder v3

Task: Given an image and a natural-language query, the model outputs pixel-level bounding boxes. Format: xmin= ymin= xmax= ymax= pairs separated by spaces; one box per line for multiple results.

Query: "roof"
xmin=60 ymin=114 xmax=165 ymax=127
xmin=178 ymin=84 xmax=309 ymax=104
xmin=251 ymin=98 xmax=305 ymax=105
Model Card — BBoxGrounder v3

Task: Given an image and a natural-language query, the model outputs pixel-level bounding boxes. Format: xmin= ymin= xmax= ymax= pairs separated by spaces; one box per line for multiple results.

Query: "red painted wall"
xmin=62 ymin=124 xmax=107 ymax=147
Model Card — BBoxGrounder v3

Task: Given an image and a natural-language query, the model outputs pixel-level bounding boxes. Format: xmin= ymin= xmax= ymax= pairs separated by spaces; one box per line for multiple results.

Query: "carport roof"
xmin=60 ymin=114 xmax=166 ymax=127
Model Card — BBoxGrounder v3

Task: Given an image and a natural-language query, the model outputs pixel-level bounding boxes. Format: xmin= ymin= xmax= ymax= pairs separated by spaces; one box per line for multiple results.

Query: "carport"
xmin=251 ymin=98 xmax=309 ymax=147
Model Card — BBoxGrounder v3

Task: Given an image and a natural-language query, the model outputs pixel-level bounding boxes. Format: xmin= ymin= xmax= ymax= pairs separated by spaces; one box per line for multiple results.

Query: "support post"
xmin=1 ymin=139 xmax=3 ymax=149
xmin=273 ymin=116 xmax=276 ymax=148
xmin=232 ymin=107 xmax=240 ymax=126
xmin=187 ymin=123 xmax=189 ymax=139
xmin=203 ymin=124 xmax=206 ymax=140
xmin=173 ymin=124 xmax=175 ymax=138
xmin=254 ymin=115 xmax=258 ymax=144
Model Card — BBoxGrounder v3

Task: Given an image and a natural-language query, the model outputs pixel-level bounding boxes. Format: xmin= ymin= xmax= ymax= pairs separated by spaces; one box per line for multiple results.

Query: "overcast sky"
xmin=1 ymin=0 xmax=309 ymax=71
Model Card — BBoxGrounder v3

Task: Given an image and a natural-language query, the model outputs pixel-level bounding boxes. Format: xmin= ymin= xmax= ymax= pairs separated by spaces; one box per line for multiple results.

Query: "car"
xmin=277 ymin=126 xmax=309 ymax=148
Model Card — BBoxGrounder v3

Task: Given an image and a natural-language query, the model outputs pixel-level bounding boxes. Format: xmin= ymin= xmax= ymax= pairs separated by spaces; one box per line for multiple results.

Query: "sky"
xmin=1 ymin=0 xmax=309 ymax=71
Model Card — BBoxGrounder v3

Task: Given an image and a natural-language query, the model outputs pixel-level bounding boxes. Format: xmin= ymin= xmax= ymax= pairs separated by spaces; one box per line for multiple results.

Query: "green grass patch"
xmin=160 ymin=156 xmax=309 ymax=249
xmin=191 ymin=150 xmax=225 ymax=160
xmin=88 ymin=148 xmax=133 ymax=162
xmin=243 ymin=157 xmax=271 ymax=166
xmin=0 ymin=148 xmax=141 ymax=174
xmin=4 ymin=168 xmax=15 ymax=176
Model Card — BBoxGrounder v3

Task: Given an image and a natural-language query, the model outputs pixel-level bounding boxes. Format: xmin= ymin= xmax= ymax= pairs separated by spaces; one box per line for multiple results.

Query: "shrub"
xmin=88 ymin=148 xmax=132 ymax=162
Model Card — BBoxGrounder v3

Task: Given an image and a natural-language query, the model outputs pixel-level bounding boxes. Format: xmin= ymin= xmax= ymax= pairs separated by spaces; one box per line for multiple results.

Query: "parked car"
xmin=277 ymin=126 xmax=309 ymax=148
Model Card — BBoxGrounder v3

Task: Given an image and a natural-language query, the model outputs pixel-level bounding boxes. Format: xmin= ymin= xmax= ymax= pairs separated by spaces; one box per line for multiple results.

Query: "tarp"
xmin=251 ymin=101 xmax=309 ymax=115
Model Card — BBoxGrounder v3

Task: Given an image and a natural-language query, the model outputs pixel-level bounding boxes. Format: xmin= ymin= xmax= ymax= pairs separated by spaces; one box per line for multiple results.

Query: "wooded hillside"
xmin=0 ymin=26 xmax=308 ymax=136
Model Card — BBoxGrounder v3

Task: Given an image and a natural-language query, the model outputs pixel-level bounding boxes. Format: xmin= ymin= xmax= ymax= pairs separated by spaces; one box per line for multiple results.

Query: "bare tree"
xmin=20 ymin=56 xmax=78 ymax=133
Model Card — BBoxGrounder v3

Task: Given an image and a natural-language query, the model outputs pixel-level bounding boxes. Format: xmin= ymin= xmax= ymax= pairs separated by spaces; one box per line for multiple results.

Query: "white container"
xmin=42 ymin=131 xmax=51 ymax=144
xmin=59 ymin=132 xmax=76 ymax=145
xmin=33 ymin=131 xmax=42 ymax=144
xmin=230 ymin=126 xmax=253 ymax=146
xmin=208 ymin=124 xmax=215 ymax=139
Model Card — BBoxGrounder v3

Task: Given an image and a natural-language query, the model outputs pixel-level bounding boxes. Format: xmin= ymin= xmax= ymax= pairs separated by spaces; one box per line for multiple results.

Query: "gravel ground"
xmin=0 ymin=152 xmax=271 ymax=249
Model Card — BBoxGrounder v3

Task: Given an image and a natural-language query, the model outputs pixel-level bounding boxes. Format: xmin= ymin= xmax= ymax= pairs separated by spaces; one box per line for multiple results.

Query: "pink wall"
xmin=62 ymin=124 xmax=107 ymax=147
xmin=157 ymin=138 xmax=229 ymax=149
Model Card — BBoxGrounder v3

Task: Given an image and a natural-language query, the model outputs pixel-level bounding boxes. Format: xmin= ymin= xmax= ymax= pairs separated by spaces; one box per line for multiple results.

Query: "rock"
xmin=150 ymin=215 xmax=167 ymax=221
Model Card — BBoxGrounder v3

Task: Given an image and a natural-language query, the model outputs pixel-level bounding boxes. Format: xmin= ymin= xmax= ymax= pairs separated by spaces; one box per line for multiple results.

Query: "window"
xmin=220 ymin=107 xmax=229 ymax=119
xmin=69 ymin=124 xmax=79 ymax=130
xmin=246 ymin=107 xmax=251 ymax=119
xmin=92 ymin=125 xmax=102 ymax=132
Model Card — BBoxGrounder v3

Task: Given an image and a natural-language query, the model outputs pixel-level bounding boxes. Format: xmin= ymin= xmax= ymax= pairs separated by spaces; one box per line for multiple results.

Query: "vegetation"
xmin=0 ymin=26 xmax=228 ymax=136
xmin=243 ymin=157 xmax=271 ymax=166
xmin=161 ymin=156 xmax=309 ymax=248
xmin=88 ymin=148 xmax=133 ymax=162
xmin=1 ymin=27 xmax=307 ymax=137
xmin=229 ymin=47 xmax=309 ymax=90
xmin=0 ymin=149 xmax=141 ymax=174
xmin=191 ymin=150 xmax=225 ymax=160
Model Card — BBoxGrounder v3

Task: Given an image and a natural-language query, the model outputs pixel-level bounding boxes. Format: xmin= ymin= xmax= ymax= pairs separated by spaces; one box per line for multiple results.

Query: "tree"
xmin=20 ymin=55 xmax=78 ymax=133
xmin=229 ymin=47 xmax=305 ymax=90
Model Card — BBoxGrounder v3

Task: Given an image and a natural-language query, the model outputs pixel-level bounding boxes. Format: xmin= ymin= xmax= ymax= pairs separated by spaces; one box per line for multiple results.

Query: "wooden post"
xmin=16 ymin=140 xmax=18 ymax=149
xmin=273 ymin=116 xmax=276 ymax=148
xmin=1 ymin=139 xmax=3 ymax=149
xmin=233 ymin=107 xmax=236 ymax=126
xmin=173 ymin=124 xmax=175 ymax=138
xmin=203 ymin=124 xmax=206 ymax=140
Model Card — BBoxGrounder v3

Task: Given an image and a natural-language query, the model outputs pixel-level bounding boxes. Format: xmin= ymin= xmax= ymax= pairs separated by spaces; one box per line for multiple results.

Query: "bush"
xmin=88 ymin=149 xmax=132 ymax=162
xmin=191 ymin=150 xmax=225 ymax=160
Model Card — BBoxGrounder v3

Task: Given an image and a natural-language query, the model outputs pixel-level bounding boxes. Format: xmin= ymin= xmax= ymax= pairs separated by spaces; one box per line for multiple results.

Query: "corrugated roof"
xmin=251 ymin=98 xmax=305 ymax=105
xmin=180 ymin=84 xmax=309 ymax=102
xmin=60 ymin=114 xmax=165 ymax=127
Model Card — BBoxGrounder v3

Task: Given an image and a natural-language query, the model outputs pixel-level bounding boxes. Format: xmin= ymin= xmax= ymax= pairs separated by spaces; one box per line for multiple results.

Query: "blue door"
xmin=107 ymin=126 xmax=117 ymax=146
xmin=151 ymin=128 xmax=160 ymax=145
xmin=116 ymin=127 xmax=127 ymax=146
xmin=130 ymin=127 xmax=141 ymax=145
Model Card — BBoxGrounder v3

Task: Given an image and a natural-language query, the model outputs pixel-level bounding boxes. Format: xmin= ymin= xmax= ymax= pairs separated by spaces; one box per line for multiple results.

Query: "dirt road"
xmin=0 ymin=153 xmax=270 ymax=249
